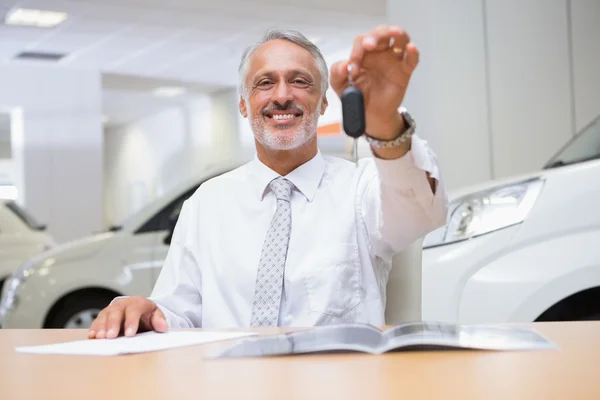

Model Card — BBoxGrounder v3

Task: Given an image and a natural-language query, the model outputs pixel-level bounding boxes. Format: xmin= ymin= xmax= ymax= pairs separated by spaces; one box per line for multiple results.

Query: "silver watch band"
xmin=364 ymin=107 xmax=415 ymax=148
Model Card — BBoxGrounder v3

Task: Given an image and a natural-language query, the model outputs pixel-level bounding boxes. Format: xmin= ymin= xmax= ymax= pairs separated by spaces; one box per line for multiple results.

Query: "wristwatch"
xmin=364 ymin=107 xmax=416 ymax=148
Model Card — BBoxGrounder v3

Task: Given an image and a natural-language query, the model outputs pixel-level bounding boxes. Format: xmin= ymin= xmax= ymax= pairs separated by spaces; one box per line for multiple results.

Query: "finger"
xmin=151 ymin=308 xmax=169 ymax=333
xmin=388 ymin=26 xmax=411 ymax=53
xmin=348 ymin=34 xmax=366 ymax=74
xmin=89 ymin=311 xmax=107 ymax=339
xmin=88 ymin=312 xmax=100 ymax=338
xmin=105 ymin=309 xmax=124 ymax=339
xmin=329 ymin=59 xmax=349 ymax=96
xmin=123 ymin=305 xmax=143 ymax=337
xmin=361 ymin=25 xmax=390 ymax=51
xmin=361 ymin=26 xmax=410 ymax=54
xmin=402 ymin=43 xmax=420 ymax=74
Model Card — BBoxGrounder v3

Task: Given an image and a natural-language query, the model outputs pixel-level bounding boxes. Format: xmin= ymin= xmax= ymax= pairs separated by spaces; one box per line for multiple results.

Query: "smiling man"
xmin=89 ymin=26 xmax=449 ymax=338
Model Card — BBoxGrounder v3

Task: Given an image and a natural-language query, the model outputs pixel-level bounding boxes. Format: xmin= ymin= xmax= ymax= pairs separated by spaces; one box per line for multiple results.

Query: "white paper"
xmin=15 ymin=331 xmax=256 ymax=356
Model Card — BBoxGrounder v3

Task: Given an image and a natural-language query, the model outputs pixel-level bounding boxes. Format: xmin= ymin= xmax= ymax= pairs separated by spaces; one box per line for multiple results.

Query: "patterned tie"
xmin=249 ymin=177 xmax=294 ymax=327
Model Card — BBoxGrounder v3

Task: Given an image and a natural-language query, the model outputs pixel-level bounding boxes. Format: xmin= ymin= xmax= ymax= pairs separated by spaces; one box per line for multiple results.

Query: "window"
xmin=5 ymin=200 xmax=45 ymax=231
xmin=544 ymin=114 xmax=600 ymax=169
xmin=135 ymin=185 xmax=200 ymax=234
xmin=134 ymin=169 xmax=233 ymax=235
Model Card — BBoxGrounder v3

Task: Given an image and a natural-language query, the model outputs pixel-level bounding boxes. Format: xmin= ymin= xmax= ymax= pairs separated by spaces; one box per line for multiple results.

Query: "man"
xmin=89 ymin=25 xmax=448 ymax=339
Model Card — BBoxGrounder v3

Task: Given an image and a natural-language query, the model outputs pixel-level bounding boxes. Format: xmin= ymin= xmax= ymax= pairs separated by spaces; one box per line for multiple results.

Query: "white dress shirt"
xmin=149 ymin=134 xmax=448 ymax=328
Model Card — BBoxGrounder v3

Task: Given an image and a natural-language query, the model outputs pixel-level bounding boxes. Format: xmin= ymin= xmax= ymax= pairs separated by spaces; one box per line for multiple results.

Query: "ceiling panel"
xmin=15 ymin=0 xmax=95 ymax=14
xmin=26 ymin=32 xmax=105 ymax=54
xmin=56 ymin=16 xmax=133 ymax=35
xmin=65 ymin=35 xmax=160 ymax=67
xmin=0 ymin=25 xmax=49 ymax=41
xmin=1 ymin=0 xmax=385 ymax=88
xmin=0 ymin=40 xmax=26 ymax=60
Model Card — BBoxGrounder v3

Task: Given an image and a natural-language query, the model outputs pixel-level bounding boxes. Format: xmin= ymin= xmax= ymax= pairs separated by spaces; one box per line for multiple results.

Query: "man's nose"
xmin=272 ymin=82 xmax=294 ymax=107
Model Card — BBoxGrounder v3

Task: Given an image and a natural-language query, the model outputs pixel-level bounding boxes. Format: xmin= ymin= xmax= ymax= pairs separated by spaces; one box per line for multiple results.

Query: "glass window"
xmin=4 ymin=200 xmax=45 ymax=231
xmin=544 ymin=115 xmax=600 ymax=169
xmin=134 ymin=169 xmax=231 ymax=235
xmin=135 ymin=185 xmax=199 ymax=234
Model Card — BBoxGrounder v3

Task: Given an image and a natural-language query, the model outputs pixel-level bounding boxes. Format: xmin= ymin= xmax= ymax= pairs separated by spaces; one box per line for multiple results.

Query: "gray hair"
xmin=238 ymin=29 xmax=329 ymax=100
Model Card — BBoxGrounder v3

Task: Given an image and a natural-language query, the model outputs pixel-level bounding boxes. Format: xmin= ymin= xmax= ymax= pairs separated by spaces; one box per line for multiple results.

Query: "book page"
xmin=209 ymin=324 xmax=384 ymax=358
xmin=15 ymin=331 xmax=256 ymax=356
xmin=382 ymin=322 xmax=460 ymax=341
xmin=380 ymin=323 xmax=557 ymax=353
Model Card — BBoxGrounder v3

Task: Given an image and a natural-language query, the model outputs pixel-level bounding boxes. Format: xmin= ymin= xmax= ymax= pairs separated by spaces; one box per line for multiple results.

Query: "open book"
xmin=207 ymin=322 xmax=556 ymax=359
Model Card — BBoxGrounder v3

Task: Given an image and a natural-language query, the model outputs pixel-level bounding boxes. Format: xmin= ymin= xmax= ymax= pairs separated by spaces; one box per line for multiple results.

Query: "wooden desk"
xmin=1 ymin=322 xmax=600 ymax=399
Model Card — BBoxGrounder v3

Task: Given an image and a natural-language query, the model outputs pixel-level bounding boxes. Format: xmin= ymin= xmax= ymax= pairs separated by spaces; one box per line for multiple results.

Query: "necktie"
xmin=250 ymin=177 xmax=294 ymax=327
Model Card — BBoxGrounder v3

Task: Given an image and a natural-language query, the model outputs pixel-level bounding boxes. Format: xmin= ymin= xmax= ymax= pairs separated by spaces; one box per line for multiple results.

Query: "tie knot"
xmin=269 ymin=177 xmax=294 ymax=202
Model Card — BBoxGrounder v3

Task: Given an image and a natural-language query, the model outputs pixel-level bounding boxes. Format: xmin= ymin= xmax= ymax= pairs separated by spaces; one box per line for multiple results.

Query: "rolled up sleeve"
xmin=359 ymin=134 xmax=449 ymax=261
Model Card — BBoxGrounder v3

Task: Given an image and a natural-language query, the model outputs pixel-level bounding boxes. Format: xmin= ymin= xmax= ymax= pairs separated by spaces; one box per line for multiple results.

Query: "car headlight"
xmin=0 ymin=260 xmax=36 ymax=311
xmin=423 ymin=177 xmax=545 ymax=248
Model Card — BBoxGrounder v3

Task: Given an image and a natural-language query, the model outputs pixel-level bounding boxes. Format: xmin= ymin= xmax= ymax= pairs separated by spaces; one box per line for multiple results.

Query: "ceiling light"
xmin=152 ymin=86 xmax=187 ymax=98
xmin=5 ymin=8 xmax=68 ymax=28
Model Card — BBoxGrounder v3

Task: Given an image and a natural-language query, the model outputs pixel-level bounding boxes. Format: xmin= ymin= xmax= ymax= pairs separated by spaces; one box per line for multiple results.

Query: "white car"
xmin=0 ymin=200 xmax=54 ymax=292
xmin=0 ymin=161 xmax=243 ymax=329
xmin=422 ymin=113 xmax=600 ymax=323
xmin=1 ymin=114 xmax=599 ymax=329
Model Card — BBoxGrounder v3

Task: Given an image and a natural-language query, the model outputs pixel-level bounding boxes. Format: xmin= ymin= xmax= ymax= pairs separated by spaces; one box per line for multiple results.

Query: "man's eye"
xmin=257 ymin=81 xmax=273 ymax=87
xmin=293 ymin=79 xmax=309 ymax=85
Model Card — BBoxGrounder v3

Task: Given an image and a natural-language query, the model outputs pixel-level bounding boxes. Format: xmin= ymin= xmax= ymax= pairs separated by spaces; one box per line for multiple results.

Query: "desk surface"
xmin=1 ymin=322 xmax=600 ymax=400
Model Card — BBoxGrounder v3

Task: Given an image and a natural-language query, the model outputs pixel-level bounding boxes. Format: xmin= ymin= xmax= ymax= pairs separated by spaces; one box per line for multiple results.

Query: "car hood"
xmin=28 ymin=232 xmax=117 ymax=266
xmin=446 ymin=169 xmax=548 ymax=201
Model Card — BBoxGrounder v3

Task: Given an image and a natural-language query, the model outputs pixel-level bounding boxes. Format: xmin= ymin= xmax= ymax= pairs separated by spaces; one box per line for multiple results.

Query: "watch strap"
xmin=364 ymin=108 xmax=415 ymax=148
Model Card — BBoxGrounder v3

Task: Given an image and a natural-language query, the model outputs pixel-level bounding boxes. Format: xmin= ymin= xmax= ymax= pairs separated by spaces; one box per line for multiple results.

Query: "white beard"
xmin=250 ymin=99 xmax=322 ymax=151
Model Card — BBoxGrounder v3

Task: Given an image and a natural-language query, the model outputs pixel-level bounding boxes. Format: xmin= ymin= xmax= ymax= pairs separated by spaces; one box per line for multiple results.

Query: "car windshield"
xmin=544 ymin=114 xmax=600 ymax=169
xmin=4 ymin=200 xmax=46 ymax=231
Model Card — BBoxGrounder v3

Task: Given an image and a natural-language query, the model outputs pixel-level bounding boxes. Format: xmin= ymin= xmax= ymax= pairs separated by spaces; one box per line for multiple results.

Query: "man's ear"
xmin=239 ymin=96 xmax=248 ymax=118
xmin=320 ymin=93 xmax=329 ymax=116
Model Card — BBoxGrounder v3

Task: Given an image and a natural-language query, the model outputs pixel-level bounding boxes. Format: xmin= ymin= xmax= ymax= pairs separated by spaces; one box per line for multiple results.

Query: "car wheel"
xmin=46 ymin=292 xmax=115 ymax=329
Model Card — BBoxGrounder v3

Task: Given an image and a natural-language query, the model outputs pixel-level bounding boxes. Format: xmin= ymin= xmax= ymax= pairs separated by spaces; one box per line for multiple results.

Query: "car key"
xmin=341 ymin=64 xmax=366 ymax=139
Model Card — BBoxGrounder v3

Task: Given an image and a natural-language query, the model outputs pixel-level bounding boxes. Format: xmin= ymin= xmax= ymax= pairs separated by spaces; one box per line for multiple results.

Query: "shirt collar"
xmin=248 ymin=150 xmax=325 ymax=203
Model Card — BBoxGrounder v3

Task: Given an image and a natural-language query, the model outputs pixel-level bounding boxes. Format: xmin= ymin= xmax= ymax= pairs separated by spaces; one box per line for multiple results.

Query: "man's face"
xmin=240 ymin=39 xmax=328 ymax=151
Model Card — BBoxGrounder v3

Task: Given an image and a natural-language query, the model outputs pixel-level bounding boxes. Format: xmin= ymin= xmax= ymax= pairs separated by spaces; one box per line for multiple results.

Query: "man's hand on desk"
xmin=87 ymin=296 xmax=168 ymax=339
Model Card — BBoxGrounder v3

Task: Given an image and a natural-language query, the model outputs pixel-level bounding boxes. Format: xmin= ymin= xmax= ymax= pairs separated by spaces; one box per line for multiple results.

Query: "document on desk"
xmin=208 ymin=322 xmax=558 ymax=359
xmin=15 ymin=331 xmax=256 ymax=356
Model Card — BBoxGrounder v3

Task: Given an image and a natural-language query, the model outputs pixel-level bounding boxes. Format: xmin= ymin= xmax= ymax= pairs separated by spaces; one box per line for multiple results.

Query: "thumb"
xmin=151 ymin=307 xmax=169 ymax=333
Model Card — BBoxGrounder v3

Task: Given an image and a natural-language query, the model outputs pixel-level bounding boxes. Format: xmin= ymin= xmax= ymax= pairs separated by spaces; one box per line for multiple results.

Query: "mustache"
xmin=261 ymin=103 xmax=304 ymax=115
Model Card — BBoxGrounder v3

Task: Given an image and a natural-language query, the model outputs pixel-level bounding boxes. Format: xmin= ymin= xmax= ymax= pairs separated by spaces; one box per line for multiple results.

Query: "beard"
xmin=250 ymin=99 xmax=322 ymax=151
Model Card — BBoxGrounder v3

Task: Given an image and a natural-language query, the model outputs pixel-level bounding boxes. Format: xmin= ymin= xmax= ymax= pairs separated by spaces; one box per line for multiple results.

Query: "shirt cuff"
xmin=371 ymin=134 xmax=448 ymax=225
xmin=372 ymin=134 xmax=441 ymax=192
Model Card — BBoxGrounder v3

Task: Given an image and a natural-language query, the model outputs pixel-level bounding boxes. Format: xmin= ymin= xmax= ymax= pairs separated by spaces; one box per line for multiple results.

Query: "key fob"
xmin=341 ymin=86 xmax=366 ymax=138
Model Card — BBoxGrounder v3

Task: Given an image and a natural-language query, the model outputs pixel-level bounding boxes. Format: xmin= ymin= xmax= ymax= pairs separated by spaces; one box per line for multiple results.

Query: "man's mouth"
xmin=265 ymin=111 xmax=303 ymax=123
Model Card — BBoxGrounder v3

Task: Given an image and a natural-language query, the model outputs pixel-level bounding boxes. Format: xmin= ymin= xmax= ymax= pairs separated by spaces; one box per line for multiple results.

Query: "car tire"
xmin=46 ymin=292 xmax=116 ymax=329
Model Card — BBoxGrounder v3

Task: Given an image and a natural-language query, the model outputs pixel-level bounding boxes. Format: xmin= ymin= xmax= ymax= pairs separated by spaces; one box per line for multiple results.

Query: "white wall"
xmin=570 ymin=0 xmax=600 ymax=131
xmin=104 ymin=105 xmax=187 ymax=226
xmin=486 ymin=0 xmax=573 ymax=178
xmin=0 ymin=64 xmax=103 ymax=243
xmin=387 ymin=0 xmax=491 ymax=190
xmin=104 ymin=90 xmax=244 ymax=226
xmin=387 ymin=0 xmax=600 ymax=191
